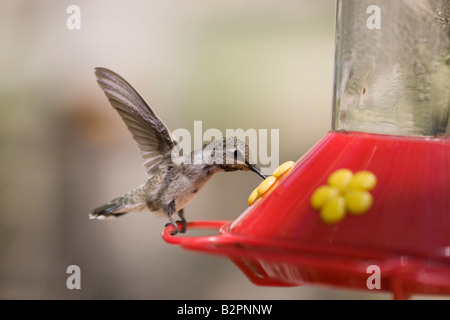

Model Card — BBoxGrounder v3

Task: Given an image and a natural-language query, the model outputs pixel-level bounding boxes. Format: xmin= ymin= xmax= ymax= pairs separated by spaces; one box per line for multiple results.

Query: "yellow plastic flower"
xmin=311 ymin=169 xmax=377 ymax=224
xmin=248 ymin=161 xmax=295 ymax=205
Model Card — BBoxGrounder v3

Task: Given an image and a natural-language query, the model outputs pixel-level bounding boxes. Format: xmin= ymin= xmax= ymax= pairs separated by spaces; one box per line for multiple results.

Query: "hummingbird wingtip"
xmin=94 ymin=66 xmax=106 ymax=72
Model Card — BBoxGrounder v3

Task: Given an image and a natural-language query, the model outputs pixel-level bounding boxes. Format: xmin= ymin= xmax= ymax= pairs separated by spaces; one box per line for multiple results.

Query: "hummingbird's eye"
xmin=234 ymin=149 xmax=242 ymax=159
xmin=233 ymin=149 xmax=245 ymax=163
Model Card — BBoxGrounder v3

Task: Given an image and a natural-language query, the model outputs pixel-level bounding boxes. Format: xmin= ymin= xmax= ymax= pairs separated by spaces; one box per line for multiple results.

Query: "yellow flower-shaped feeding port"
xmin=311 ymin=169 xmax=377 ymax=224
xmin=248 ymin=161 xmax=295 ymax=206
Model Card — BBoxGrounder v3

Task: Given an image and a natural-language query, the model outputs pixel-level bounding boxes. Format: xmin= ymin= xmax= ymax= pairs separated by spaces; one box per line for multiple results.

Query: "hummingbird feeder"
xmin=162 ymin=0 xmax=450 ymax=299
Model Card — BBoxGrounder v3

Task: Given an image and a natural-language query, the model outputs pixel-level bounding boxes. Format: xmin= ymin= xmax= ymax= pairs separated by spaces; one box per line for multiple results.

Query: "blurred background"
xmin=0 ymin=0 xmax=401 ymax=299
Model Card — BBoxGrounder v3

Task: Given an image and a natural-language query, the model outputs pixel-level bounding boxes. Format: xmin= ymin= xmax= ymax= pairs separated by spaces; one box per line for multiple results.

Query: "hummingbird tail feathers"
xmin=90 ymin=184 xmax=148 ymax=220
xmin=89 ymin=202 xmax=129 ymax=220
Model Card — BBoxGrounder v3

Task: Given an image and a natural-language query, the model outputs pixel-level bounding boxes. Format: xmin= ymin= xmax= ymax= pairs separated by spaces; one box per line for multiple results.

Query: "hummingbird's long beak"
xmin=246 ymin=162 xmax=268 ymax=179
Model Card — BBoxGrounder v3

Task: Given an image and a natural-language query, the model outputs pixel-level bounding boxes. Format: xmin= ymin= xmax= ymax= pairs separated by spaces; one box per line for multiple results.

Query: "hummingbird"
xmin=90 ymin=67 xmax=267 ymax=235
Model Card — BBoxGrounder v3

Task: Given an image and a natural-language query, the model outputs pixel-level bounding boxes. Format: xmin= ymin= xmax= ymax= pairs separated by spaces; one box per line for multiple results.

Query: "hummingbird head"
xmin=203 ymin=137 xmax=267 ymax=179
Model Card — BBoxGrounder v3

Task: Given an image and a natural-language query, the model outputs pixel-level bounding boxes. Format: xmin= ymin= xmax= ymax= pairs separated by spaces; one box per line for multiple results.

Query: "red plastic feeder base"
xmin=162 ymin=131 xmax=450 ymax=299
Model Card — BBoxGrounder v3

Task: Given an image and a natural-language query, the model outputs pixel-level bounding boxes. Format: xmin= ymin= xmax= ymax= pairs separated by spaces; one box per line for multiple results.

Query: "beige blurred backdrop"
xmin=0 ymin=0 xmax=395 ymax=299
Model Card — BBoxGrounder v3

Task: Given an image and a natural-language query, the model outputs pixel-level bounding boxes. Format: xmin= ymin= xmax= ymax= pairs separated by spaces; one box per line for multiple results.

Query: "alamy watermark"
xmin=66 ymin=5 xmax=81 ymax=30
xmin=366 ymin=264 xmax=381 ymax=290
xmin=66 ymin=265 xmax=81 ymax=290
xmin=170 ymin=121 xmax=279 ymax=174
xmin=367 ymin=5 xmax=381 ymax=30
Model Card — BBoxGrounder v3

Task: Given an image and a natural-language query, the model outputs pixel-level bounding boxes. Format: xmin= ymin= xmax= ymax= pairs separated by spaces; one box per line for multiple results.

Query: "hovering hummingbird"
xmin=90 ymin=67 xmax=267 ymax=235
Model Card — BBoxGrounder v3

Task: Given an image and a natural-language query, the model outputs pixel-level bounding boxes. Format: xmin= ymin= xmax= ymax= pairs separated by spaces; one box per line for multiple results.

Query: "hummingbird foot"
xmin=165 ymin=201 xmax=179 ymax=235
xmin=176 ymin=209 xmax=187 ymax=233
xmin=165 ymin=221 xmax=179 ymax=236
xmin=175 ymin=220 xmax=187 ymax=233
xmin=165 ymin=203 xmax=187 ymax=235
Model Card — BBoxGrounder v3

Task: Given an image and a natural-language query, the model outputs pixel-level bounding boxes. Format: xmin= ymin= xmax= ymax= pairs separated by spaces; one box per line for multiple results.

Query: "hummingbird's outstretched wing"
xmin=95 ymin=67 xmax=176 ymax=177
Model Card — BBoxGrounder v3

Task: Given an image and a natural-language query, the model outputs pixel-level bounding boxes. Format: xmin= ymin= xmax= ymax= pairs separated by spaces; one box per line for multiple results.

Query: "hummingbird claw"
xmin=176 ymin=220 xmax=187 ymax=233
xmin=165 ymin=221 xmax=178 ymax=236
xmin=176 ymin=208 xmax=187 ymax=233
